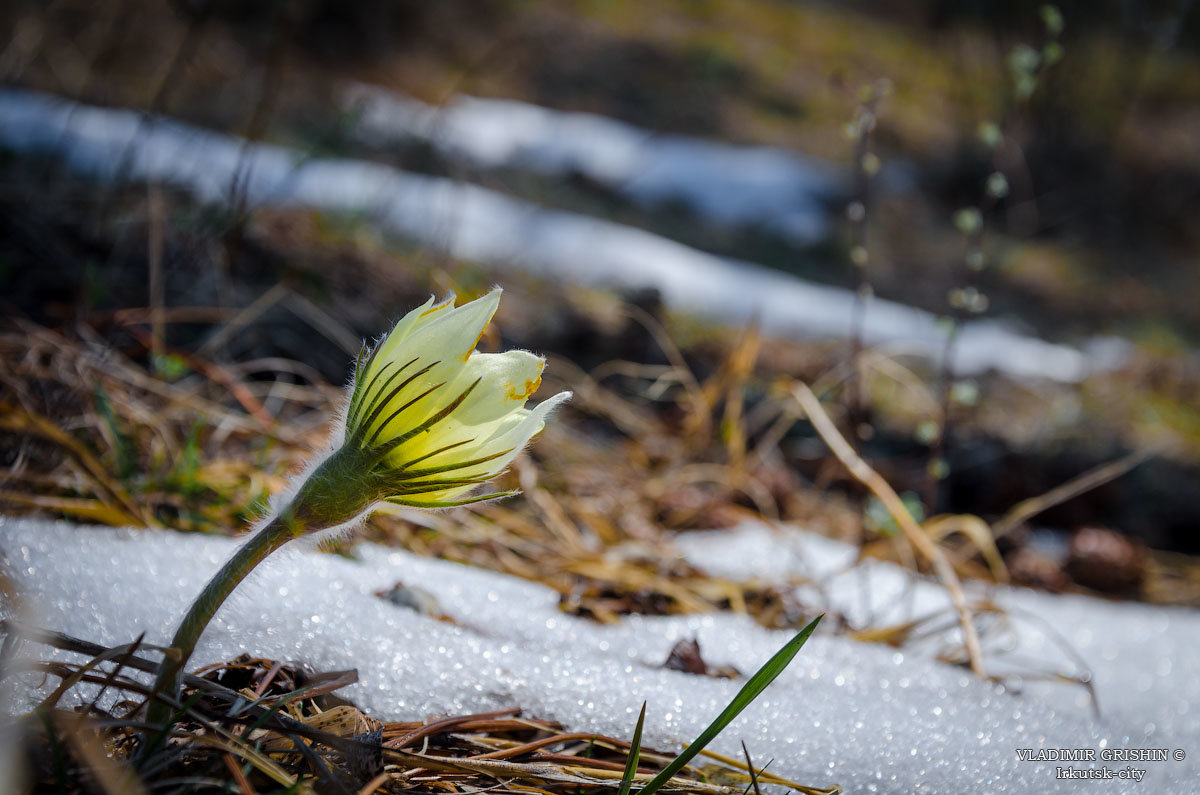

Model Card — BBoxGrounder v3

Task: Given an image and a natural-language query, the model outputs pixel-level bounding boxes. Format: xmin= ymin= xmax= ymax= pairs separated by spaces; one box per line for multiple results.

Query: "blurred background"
xmin=2 ymin=0 xmax=1199 ymax=609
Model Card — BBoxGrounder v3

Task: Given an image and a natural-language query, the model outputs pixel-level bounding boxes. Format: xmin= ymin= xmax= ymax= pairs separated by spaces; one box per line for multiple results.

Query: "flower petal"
xmin=380 ymin=351 xmax=552 ymax=472
xmin=480 ymin=391 xmax=572 ymax=454
xmin=357 ymin=290 xmax=503 ymax=443
xmin=335 ymin=288 xmax=571 ymax=508
xmin=442 ymin=350 xmax=546 ymax=426
xmin=395 ymin=289 xmax=501 ymax=367
xmin=400 ymin=391 xmax=572 ymax=496
xmin=370 ymin=293 xmax=454 ymax=368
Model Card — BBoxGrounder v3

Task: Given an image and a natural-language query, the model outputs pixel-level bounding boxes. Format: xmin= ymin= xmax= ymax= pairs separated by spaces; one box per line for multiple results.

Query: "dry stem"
xmin=790 ymin=382 xmax=986 ymax=676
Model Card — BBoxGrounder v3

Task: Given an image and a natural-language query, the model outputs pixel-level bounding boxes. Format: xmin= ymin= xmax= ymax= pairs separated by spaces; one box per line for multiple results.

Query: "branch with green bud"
xmin=146 ymin=289 xmax=570 ymax=729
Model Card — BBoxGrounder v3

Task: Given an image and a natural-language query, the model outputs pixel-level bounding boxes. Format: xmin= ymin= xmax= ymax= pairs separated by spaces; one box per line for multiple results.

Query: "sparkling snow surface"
xmin=3 ymin=517 xmax=1196 ymax=793
xmin=0 ymin=87 xmax=1125 ymax=382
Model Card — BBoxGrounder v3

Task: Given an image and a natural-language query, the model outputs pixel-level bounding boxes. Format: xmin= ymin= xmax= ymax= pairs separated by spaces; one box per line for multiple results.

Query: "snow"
xmin=0 ymin=87 xmax=1127 ymax=381
xmin=675 ymin=523 xmax=1200 ymax=743
xmin=342 ymin=84 xmax=840 ymax=245
xmin=3 ymin=516 xmax=1197 ymax=793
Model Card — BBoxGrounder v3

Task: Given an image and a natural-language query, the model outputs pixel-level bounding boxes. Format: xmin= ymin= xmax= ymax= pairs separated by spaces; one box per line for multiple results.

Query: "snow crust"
xmin=3 ymin=516 xmax=1196 ymax=793
xmin=0 ymin=87 xmax=1124 ymax=381
xmin=675 ymin=524 xmax=1200 ymax=744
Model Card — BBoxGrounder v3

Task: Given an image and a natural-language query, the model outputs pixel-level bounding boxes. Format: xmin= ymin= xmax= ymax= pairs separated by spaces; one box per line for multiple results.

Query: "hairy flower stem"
xmin=144 ymin=448 xmax=381 ymax=733
xmin=145 ymin=510 xmax=302 ymax=729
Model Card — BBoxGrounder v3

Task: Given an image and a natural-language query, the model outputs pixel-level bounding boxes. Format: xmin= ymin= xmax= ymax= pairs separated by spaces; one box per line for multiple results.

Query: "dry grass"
xmin=5 ymin=621 xmax=837 ymax=794
xmin=0 ymin=319 xmax=329 ymax=533
xmin=1 ymin=198 xmax=1190 ymax=792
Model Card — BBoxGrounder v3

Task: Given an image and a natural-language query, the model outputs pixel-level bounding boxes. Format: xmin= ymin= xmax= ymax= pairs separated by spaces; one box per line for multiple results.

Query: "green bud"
xmin=985 ymin=172 xmax=1009 ymax=199
xmin=915 ymin=419 xmax=940 ymax=445
xmin=951 ymin=380 xmax=980 ymax=406
xmin=977 ymin=122 xmax=1003 ymax=149
xmin=1040 ymin=5 xmax=1065 ymax=37
xmin=953 ymin=207 xmax=983 ymax=235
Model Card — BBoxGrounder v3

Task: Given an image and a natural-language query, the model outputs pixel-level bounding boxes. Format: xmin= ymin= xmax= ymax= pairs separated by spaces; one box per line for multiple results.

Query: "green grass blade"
xmin=93 ymin=383 xmax=134 ymax=480
xmin=618 ymin=701 xmax=647 ymax=795
xmin=640 ymin=614 xmax=823 ymax=795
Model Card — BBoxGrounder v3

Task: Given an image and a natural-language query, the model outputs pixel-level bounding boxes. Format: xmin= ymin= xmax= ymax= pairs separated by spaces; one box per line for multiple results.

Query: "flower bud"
xmin=289 ymin=289 xmax=570 ymax=529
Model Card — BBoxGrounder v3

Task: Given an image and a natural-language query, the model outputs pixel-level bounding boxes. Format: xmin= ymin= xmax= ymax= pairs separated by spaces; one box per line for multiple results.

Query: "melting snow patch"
xmin=342 ymin=84 xmax=839 ymax=245
xmin=0 ymin=88 xmax=1122 ymax=381
xmin=675 ymin=523 xmax=1200 ymax=744
xmin=2 ymin=516 xmax=1196 ymax=793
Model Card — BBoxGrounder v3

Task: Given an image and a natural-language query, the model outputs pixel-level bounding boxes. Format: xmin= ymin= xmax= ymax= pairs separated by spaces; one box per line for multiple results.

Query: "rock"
xmin=1066 ymin=526 xmax=1146 ymax=594
xmin=1008 ymin=548 xmax=1070 ymax=593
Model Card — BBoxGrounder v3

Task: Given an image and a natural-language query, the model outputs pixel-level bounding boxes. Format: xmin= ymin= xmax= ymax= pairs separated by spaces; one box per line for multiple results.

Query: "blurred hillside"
xmin=2 ymin=0 xmax=1200 ymax=590
xmin=4 ymin=0 xmax=1199 ymax=343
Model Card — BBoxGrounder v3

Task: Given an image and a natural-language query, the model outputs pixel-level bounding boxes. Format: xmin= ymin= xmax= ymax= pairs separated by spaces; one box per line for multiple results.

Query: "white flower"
xmin=148 ymin=289 xmax=568 ymax=718
xmin=291 ymin=289 xmax=569 ymax=527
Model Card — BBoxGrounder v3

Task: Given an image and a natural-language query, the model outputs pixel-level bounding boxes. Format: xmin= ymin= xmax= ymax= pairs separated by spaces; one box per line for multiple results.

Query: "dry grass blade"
xmin=0 ymin=490 xmax=138 ymax=525
xmin=701 ymin=322 xmax=761 ymax=473
xmin=742 ymin=742 xmax=763 ymax=795
xmin=621 ymin=303 xmax=711 ymax=440
xmin=0 ymin=400 xmax=149 ymax=525
xmin=8 ymin=617 xmax=838 ymax=794
xmin=789 ymin=382 xmax=986 ymax=677
xmin=696 ymin=747 xmax=834 ymax=794
xmin=221 ymin=751 xmax=257 ymax=795
xmin=198 ymin=282 xmax=291 ymax=355
xmin=259 ymin=705 xmax=381 ymax=751
xmin=847 ymin=617 xmax=927 ymax=646
xmin=52 ymin=711 xmax=149 ymax=795
xmin=284 ymin=289 xmax=363 ymax=356
xmin=37 ymin=635 xmax=147 ymax=712
xmin=121 ymin=322 xmax=277 ymax=431
xmin=355 ymin=771 xmax=391 ymax=795
xmin=191 ymin=728 xmax=298 ymax=787
xmin=923 ymin=514 xmax=1008 ymax=582
xmin=991 ymin=448 xmax=1150 ymax=540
